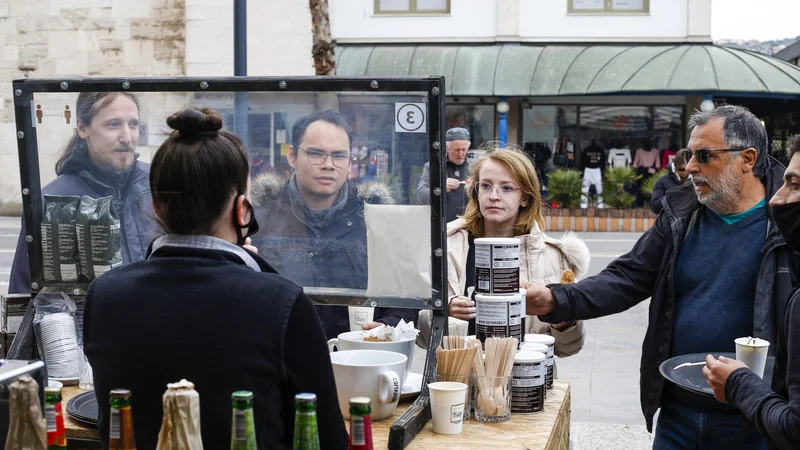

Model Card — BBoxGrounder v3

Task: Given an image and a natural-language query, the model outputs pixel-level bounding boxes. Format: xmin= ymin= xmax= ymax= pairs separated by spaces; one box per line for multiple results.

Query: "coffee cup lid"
xmin=735 ymin=337 xmax=770 ymax=347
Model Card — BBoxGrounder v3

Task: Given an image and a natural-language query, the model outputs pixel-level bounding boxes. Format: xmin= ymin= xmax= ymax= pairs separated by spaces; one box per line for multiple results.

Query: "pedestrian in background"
xmin=416 ymin=127 xmax=472 ymax=222
xmin=650 ymin=149 xmax=690 ymax=214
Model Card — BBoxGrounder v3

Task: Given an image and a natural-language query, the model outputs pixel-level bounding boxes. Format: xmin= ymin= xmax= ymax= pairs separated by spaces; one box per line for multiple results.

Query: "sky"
xmin=711 ymin=0 xmax=800 ymax=41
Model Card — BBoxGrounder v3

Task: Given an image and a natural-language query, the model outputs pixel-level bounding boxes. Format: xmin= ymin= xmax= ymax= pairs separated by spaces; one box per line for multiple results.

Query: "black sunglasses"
xmin=681 ymin=147 xmax=748 ymax=164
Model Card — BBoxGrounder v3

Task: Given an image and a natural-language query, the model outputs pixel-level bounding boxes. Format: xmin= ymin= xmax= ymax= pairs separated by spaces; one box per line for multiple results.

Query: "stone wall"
xmin=0 ymin=0 xmax=186 ymax=209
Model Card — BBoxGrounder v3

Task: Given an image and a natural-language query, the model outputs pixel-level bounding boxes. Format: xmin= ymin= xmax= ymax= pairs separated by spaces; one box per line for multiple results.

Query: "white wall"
xmin=332 ymin=0 xmax=710 ymax=43
xmin=185 ymin=0 xmax=315 ymax=76
xmin=330 ymin=0 xmax=498 ymax=43
xmin=521 ymin=0 xmax=689 ymax=42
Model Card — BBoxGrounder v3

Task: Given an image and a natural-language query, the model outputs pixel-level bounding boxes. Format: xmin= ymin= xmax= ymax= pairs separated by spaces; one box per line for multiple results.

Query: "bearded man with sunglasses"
xmin=523 ymin=105 xmax=793 ymax=449
xmin=251 ymin=110 xmax=417 ymax=339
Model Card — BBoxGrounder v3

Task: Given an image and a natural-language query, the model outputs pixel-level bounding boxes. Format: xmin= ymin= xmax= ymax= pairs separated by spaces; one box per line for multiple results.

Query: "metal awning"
xmin=337 ymin=44 xmax=800 ymax=97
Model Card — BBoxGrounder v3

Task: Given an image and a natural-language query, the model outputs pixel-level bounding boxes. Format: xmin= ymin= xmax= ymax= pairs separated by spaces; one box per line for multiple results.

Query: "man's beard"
xmin=96 ymin=148 xmax=135 ymax=174
xmin=690 ymin=163 xmax=741 ymax=214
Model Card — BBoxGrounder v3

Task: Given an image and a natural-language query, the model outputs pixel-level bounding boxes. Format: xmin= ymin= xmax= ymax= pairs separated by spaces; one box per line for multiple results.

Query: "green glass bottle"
xmin=293 ymin=393 xmax=320 ymax=450
xmin=230 ymin=391 xmax=257 ymax=450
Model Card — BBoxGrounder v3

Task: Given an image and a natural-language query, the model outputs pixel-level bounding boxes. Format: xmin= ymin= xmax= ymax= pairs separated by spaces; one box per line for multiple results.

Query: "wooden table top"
xmin=61 ymin=380 xmax=571 ymax=449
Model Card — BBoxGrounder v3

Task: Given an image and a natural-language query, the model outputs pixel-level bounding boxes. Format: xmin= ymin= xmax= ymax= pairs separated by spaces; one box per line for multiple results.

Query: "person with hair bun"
xmin=83 ymin=107 xmax=348 ymax=450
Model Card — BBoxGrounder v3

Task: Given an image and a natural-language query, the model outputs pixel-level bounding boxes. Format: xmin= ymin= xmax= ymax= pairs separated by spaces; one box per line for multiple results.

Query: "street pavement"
xmin=556 ymin=232 xmax=654 ymax=449
xmin=0 ymin=216 xmax=20 ymax=295
xmin=0 ymin=218 xmax=652 ymax=448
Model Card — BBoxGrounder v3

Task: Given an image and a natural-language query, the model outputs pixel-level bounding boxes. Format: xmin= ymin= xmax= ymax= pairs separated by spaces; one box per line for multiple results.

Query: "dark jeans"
xmin=653 ymin=399 xmax=768 ymax=450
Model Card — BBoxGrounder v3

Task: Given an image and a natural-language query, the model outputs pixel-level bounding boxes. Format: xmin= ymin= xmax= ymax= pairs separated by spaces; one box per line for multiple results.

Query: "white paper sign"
xmin=365 ymin=204 xmax=431 ymax=298
xmin=395 ymin=102 xmax=426 ymax=133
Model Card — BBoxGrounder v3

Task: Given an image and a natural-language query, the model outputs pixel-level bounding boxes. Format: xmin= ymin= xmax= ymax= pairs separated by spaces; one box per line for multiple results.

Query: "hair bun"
xmin=167 ymin=107 xmax=223 ymax=137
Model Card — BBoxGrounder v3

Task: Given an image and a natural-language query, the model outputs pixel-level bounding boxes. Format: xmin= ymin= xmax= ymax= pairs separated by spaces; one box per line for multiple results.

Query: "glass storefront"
xmin=522 ymin=104 xmax=685 ymax=172
xmin=522 ymin=106 xmax=579 ymax=177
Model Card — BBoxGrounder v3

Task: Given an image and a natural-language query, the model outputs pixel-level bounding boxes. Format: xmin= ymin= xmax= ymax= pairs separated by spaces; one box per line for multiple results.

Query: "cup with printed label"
xmin=428 ymin=382 xmax=468 ymax=434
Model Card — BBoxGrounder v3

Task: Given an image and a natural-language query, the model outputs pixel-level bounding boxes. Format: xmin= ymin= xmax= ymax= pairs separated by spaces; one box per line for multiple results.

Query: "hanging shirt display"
xmin=633 ymin=148 xmax=661 ymax=174
xmin=608 ymin=148 xmax=632 ymax=167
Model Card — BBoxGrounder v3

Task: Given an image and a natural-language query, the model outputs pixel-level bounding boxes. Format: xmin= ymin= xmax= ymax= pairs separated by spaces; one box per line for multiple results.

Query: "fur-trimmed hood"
xmin=250 ymin=171 xmax=395 ymax=207
xmin=547 ymin=230 xmax=591 ymax=277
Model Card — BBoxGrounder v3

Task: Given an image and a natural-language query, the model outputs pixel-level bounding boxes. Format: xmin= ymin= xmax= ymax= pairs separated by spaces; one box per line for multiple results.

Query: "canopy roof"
xmin=337 ymin=44 xmax=800 ymax=97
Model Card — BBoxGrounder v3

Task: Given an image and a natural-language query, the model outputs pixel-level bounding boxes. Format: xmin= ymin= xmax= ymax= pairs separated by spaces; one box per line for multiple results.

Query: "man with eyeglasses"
xmin=252 ymin=110 xmax=417 ymax=339
xmin=523 ymin=105 xmax=794 ymax=449
xmin=416 ymin=127 xmax=472 ymax=222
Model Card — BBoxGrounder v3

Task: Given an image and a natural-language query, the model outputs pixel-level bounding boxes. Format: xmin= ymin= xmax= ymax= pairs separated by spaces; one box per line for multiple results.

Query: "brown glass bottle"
xmin=109 ymin=389 xmax=136 ymax=450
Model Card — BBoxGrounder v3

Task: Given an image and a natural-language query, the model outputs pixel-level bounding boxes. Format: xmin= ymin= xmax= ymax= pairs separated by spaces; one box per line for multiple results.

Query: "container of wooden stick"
xmin=435 ymin=343 xmax=478 ymax=420
xmin=472 ymin=337 xmax=517 ymax=423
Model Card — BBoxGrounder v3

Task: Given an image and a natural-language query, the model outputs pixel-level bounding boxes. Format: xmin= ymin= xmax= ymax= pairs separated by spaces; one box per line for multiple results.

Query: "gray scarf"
xmin=288 ymin=173 xmax=349 ymax=235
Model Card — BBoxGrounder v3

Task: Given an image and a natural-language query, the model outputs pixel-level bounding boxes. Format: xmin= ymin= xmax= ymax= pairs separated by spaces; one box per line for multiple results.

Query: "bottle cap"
xmin=232 ymin=391 xmax=254 ymax=401
xmin=110 ymin=389 xmax=131 ymax=397
xmin=295 ymin=393 xmax=317 ymax=404
xmin=349 ymin=397 xmax=370 ymax=407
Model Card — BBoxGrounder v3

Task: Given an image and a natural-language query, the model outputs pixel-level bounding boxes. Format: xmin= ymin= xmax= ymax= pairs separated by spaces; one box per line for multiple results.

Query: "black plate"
xmin=659 ymin=352 xmax=775 ymax=397
xmin=66 ymin=391 xmax=98 ymax=426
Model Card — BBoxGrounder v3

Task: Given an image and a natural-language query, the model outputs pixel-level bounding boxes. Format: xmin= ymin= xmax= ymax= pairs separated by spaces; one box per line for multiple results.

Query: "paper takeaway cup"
xmin=735 ymin=337 xmax=770 ymax=378
xmin=428 ymin=381 xmax=468 ymax=435
xmin=348 ymin=307 xmax=375 ymax=331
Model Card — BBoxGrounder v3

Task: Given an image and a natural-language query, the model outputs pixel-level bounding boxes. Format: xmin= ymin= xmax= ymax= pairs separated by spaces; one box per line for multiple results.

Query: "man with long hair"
xmin=9 ymin=92 xmax=162 ymax=293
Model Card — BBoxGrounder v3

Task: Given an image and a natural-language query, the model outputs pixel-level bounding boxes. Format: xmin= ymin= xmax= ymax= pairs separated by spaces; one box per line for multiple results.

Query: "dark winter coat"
xmin=252 ymin=174 xmax=419 ymax=339
xmin=9 ymin=149 xmax=163 ymax=293
xmin=650 ymin=164 xmax=683 ymax=214
xmin=727 ymin=281 xmax=800 ymax=450
xmin=416 ymin=160 xmax=470 ymax=222
xmin=541 ymin=157 xmax=795 ymax=432
xmin=84 ymin=237 xmax=348 ymax=449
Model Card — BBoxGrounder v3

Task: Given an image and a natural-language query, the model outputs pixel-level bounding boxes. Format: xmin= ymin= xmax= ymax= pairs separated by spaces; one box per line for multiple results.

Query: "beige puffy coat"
xmin=418 ymin=219 xmax=590 ymax=357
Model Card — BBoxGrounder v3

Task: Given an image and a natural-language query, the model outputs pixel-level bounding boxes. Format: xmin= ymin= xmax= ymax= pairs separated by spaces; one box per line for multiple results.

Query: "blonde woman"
xmin=419 ymin=146 xmax=589 ymax=357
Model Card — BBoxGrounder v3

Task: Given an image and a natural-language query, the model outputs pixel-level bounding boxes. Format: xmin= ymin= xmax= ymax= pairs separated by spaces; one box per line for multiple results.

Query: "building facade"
xmin=2 ymin=0 xmax=800 ymax=209
xmin=331 ymin=0 xmax=800 ymax=172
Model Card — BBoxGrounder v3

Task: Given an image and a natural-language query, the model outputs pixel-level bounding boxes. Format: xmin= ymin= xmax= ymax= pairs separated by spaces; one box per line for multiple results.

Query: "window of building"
xmin=375 ymin=0 xmax=450 ymax=14
xmin=568 ymin=0 xmax=649 ymax=14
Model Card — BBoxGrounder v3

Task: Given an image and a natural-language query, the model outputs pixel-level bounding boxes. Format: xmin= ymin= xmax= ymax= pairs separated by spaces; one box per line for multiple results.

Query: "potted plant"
xmin=545 ymin=169 xmax=583 ymax=209
xmin=639 ymin=169 xmax=667 ymax=208
xmin=602 ymin=166 xmax=640 ymax=209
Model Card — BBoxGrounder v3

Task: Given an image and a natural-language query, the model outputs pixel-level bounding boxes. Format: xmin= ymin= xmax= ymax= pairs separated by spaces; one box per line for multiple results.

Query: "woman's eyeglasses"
xmin=475 ymin=182 xmax=521 ymax=196
xmin=681 ymin=147 xmax=747 ymax=164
